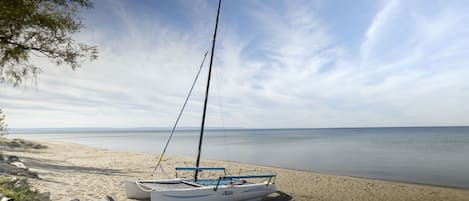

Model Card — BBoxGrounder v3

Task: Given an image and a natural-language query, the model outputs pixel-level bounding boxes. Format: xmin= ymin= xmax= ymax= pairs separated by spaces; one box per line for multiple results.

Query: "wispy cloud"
xmin=1 ymin=0 xmax=468 ymax=128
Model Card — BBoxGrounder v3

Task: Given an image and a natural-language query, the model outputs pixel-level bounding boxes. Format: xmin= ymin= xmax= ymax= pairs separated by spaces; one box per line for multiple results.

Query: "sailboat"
xmin=125 ymin=0 xmax=276 ymax=200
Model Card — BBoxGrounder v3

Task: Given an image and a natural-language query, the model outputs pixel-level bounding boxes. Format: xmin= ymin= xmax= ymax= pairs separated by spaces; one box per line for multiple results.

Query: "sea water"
xmin=9 ymin=126 xmax=469 ymax=188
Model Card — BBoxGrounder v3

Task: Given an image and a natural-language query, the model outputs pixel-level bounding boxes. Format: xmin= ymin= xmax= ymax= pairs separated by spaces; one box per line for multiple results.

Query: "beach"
xmin=2 ymin=138 xmax=469 ymax=201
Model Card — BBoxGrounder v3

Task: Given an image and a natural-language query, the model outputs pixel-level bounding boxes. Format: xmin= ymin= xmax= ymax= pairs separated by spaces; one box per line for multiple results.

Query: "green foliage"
xmin=0 ymin=0 xmax=98 ymax=86
xmin=0 ymin=176 xmax=40 ymax=201
xmin=0 ymin=109 xmax=6 ymax=135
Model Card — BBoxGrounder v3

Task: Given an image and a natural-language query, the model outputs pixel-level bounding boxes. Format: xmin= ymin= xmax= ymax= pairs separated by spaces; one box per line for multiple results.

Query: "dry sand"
xmin=2 ymin=139 xmax=469 ymax=201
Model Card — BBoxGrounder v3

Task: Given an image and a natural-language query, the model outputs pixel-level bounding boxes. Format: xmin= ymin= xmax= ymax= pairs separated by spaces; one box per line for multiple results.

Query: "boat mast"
xmin=194 ymin=0 xmax=222 ymax=182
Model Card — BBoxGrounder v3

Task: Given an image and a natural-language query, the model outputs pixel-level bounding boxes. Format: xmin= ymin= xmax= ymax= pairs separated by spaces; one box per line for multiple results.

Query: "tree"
xmin=0 ymin=109 xmax=7 ymax=136
xmin=0 ymin=0 xmax=98 ymax=86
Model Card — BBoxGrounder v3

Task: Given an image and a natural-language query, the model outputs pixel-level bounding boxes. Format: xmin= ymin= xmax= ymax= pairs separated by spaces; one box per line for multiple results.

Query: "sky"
xmin=1 ymin=0 xmax=469 ymax=128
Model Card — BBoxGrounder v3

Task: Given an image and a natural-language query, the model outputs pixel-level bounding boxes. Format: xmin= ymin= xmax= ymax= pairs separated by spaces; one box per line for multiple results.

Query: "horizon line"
xmin=7 ymin=125 xmax=469 ymax=131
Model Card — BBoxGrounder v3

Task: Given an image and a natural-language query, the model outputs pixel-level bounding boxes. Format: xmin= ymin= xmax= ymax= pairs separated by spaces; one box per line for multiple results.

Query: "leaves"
xmin=0 ymin=109 xmax=6 ymax=135
xmin=0 ymin=176 xmax=40 ymax=201
xmin=0 ymin=0 xmax=98 ymax=86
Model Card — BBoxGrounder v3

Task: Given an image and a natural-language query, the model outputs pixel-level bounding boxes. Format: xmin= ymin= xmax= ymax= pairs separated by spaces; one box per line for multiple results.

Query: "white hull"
xmin=125 ymin=179 xmax=183 ymax=200
xmin=125 ymin=179 xmax=276 ymax=201
xmin=150 ymin=182 xmax=275 ymax=201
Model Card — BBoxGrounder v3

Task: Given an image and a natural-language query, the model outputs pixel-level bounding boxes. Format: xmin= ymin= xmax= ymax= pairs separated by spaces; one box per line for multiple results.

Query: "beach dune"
xmin=2 ymin=139 xmax=469 ymax=201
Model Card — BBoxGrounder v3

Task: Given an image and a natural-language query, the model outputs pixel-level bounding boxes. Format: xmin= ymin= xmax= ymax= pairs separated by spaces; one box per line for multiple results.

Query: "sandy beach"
xmin=2 ymin=138 xmax=469 ymax=201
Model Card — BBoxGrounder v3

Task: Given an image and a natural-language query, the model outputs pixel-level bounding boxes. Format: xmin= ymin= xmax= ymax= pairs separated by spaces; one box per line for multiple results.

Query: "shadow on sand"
xmin=18 ymin=156 xmax=135 ymax=177
xmin=0 ymin=138 xmax=47 ymax=154
xmin=263 ymin=191 xmax=293 ymax=201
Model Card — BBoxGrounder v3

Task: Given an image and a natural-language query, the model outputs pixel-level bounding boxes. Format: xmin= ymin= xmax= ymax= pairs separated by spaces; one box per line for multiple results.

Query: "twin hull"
xmin=125 ymin=179 xmax=276 ymax=201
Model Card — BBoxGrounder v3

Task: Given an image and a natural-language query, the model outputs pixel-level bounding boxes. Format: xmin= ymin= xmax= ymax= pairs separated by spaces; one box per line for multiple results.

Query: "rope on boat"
xmin=151 ymin=51 xmax=209 ymax=176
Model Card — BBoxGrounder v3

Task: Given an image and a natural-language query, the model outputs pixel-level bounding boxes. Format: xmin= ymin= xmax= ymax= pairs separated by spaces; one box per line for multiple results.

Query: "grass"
xmin=0 ymin=176 xmax=40 ymax=201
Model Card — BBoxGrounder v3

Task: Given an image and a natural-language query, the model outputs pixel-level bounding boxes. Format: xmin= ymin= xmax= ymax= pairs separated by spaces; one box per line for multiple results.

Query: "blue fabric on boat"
xmin=176 ymin=167 xmax=225 ymax=171
xmin=195 ymin=179 xmax=244 ymax=186
xmin=223 ymin=174 xmax=276 ymax=179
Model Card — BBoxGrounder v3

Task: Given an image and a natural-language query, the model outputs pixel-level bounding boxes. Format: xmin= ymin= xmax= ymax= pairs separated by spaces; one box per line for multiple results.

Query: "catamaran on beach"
xmin=125 ymin=0 xmax=277 ymax=200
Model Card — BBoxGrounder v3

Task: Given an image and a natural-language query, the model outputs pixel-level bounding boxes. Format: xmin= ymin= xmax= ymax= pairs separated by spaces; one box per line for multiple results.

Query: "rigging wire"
xmin=151 ymin=51 xmax=209 ymax=176
xmin=213 ymin=61 xmax=230 ymax=170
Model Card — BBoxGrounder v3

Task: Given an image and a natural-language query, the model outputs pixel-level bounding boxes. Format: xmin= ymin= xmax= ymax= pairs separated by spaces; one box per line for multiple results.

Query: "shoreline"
xmin=215 ymin=158 xmax=469 ymax=191
xmin=8 ymin=127 xmax=469 ymax=191
xmin=2 ymin=138 xmax=469 ymax=201
xmin=45 ymin=139 xmax=469 ymax=191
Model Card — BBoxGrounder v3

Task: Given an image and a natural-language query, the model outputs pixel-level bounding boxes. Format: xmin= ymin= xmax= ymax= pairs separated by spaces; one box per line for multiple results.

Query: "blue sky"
xmin=1 ymin=0 xmax=469 ymax=128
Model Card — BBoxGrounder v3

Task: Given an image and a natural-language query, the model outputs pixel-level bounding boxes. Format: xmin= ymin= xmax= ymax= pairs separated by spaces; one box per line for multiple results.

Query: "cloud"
xmin=1 ymin=0 xmax=469 ymax=128
xmin=212 ymin=0 xmax=469 ymax=127
xmin=1 ymin=1 xmax=214 ymax=127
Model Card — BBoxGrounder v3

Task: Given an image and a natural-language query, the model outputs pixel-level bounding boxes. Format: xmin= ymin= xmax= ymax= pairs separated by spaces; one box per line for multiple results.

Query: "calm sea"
xmin=8 ymin=126 xmax=469 ymax=189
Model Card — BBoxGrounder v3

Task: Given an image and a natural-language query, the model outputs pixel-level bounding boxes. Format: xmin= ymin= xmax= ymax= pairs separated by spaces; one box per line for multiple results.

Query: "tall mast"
xmin=194 ymin=0 xmax=222 ymax=181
